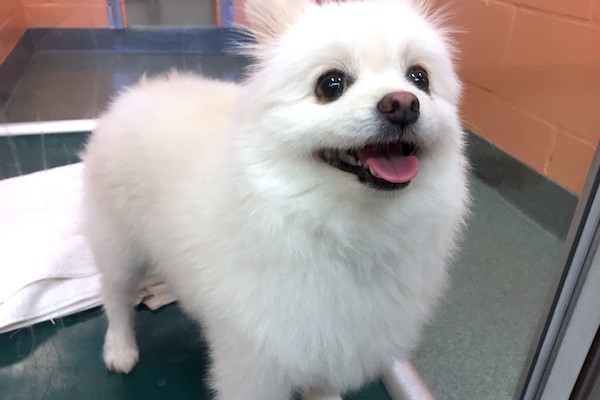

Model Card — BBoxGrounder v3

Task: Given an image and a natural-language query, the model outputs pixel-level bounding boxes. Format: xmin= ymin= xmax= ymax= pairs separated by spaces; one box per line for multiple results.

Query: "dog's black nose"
xmin=378 ymin=91 xmax=420 ymax=127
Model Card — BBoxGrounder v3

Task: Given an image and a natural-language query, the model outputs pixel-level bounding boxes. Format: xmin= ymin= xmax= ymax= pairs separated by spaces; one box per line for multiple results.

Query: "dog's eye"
xmin=316 ymin=70 xmax=347 ymax=102
xmin=406 ymin=66 xmax=429 ymax=93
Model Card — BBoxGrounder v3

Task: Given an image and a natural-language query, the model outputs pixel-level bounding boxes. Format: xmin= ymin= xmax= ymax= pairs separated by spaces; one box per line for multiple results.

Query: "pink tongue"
xmin=357 ymin=146 xmax=419 ymax=184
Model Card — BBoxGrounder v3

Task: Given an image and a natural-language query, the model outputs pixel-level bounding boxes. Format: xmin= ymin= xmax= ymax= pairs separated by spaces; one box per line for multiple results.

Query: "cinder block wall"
xmin=437 ymin=0 xmax=600 ymax=194
xmin=0 ymin=0 xmax=27 ymax=63
xmin=21 ymin=0 xmax=110 ymax=28
xmin=0 ymin=0 xmax=110 ymax=63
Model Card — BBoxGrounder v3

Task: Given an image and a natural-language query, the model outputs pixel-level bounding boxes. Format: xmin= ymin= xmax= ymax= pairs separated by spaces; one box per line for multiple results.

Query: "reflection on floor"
xmin=0 ymin=50 xmax=569 ymax=400
xmin=4 ymin=51 xmax=248 ymax=123
xmin=0 ymin=304 xmax=391 ymax=400
xmin=126 ymin=0 xmax=215 ymax=27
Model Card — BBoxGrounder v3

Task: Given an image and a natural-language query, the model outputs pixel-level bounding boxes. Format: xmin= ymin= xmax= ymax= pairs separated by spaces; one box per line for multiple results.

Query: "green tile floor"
xmin=414 ymin=179 xmax=562 ymax=400
xmin=0 ymin=305 xmax=390 ymax=400
xmin=0 ymin=132 xmax=89 ymax=180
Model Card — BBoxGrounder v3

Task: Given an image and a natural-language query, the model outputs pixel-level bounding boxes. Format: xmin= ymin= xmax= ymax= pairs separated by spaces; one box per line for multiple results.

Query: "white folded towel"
xmin=0 ymin=163 xmax=175 ymax=334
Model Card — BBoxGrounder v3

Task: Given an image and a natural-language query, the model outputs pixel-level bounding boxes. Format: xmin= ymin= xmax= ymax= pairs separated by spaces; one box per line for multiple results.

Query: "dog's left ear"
xmin=244 ymin=0 xmax=312 ymax=42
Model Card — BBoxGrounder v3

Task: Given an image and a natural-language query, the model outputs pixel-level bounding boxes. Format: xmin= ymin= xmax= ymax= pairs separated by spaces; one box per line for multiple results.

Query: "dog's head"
xmin=237 ymin=0 xmax=464 ymax=200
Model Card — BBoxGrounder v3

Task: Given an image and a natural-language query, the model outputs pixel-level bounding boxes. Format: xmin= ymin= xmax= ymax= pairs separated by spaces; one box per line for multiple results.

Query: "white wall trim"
xmin=0 ymin=120 xmax=97 ymax=137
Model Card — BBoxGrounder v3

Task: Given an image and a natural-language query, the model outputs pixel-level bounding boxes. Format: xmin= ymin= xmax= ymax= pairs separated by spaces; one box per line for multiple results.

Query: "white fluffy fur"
xmin=82 ymin=0 xmax=469 ymax=399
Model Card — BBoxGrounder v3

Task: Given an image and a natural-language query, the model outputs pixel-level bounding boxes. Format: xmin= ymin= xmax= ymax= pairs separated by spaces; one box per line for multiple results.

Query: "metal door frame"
xmin=515 ymin=141 xmax=600 ymax=400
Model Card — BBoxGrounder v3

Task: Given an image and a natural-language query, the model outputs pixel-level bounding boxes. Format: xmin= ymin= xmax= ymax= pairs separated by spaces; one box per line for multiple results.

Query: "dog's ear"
xmin=244 ymin=0 xmax=312 ymax=42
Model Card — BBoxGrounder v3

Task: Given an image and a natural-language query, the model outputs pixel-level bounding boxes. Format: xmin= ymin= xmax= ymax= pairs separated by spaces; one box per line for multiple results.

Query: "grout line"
xmin=498 ymin=2 xmax=517 ymax=73
xmin=40 ymin=133 xmax=47 ymax=171
xmin=488 ymin=0 xmax=599 ymax=27
xmin=464 ymin=81 xmax=556 ymax=132
xmin=463 ymin=79 xmax=494 ymax=94
xmin=6 ymin=136 xmax=22 ymax=176
xmin=543 ymin=127 xmax=558 ymax=175
xmin=559 ymin=128 xmax=599 ymax=149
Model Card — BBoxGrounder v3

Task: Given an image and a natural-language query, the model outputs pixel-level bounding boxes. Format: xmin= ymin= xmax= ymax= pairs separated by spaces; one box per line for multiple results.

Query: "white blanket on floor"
xmin=0 ymin=163 xmax=175 ymax=334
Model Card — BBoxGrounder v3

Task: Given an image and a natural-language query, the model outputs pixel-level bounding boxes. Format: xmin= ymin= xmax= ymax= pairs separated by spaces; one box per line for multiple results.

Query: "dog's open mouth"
xmin=318 ymin=141 xmax=418 ymax=190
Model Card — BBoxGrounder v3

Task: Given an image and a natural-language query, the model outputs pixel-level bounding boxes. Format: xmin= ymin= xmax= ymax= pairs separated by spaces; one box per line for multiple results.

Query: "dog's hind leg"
xmin=101 ymin=266 xmax=144 ymax=373
xmin=89 ymin=217 xmax=146 ymax=373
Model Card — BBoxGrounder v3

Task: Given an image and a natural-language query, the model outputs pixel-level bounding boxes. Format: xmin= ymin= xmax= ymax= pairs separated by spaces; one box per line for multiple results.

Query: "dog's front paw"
xmin=103 ymin=329 xmax=139 ymax=373
xmin=104 ymin=345 xmax=139 ymax=373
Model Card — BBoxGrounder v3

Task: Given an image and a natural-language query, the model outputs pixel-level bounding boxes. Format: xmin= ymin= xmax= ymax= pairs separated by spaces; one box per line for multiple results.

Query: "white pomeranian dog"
xmin=82 ymin=0 xmax=469 ymax=398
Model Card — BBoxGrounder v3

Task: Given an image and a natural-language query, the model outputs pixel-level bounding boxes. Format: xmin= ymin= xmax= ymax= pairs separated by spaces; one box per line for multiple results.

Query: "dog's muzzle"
xmin=317 ymin=91 xmax=421 ymax=191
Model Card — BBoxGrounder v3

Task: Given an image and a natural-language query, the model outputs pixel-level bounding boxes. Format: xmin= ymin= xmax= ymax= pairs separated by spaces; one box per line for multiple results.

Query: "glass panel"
xmin=516 ymin=145 xmax=600 ymax=399
xmin=125 ymin=0 xmax=215 ymax=28
xmin=411 ymin=1 xmax=598 ymax=399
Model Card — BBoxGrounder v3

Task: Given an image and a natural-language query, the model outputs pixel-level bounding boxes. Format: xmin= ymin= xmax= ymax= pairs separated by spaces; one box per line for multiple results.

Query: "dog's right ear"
xmin=244 ymin=0 xmax=312 ymax=42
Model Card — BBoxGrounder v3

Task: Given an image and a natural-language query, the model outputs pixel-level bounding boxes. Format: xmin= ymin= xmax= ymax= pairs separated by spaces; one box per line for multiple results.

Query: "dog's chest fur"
xmin=158 ymin=183 xmax=452 ymax=389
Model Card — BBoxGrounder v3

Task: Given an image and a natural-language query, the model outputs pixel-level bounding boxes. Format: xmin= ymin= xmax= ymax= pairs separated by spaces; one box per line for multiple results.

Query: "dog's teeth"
xmin=339 ymin=152 xmax=359 ymax=166
xmin=369 ymin=166 xmax=379 ymax=178
xmin=357 ymin=160 xmax=362 ymax=167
